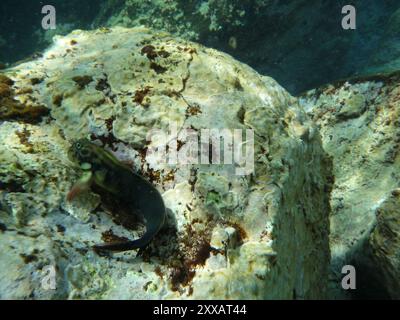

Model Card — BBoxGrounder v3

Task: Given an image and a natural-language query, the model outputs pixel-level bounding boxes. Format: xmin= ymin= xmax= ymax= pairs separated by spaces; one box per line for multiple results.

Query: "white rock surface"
xmin=300 ymin=72 xmax=400 ymax=299
xmin=0 ymin=27 xmax=331 ymax=299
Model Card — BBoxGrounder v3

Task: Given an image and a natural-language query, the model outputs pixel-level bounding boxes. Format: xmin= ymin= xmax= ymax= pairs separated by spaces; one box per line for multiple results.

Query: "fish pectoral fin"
xmin=94 ymin=169 xmax=107 ymax=184
xmin=66 ymin=171 xmax=93 ymax=201
xmin=94 ymin=169 xmax=119 ymax=194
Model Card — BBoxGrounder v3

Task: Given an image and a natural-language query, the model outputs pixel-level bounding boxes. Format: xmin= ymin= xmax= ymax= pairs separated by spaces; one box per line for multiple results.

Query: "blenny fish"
xmin=67 ymin=138 xmax=166 ymax=252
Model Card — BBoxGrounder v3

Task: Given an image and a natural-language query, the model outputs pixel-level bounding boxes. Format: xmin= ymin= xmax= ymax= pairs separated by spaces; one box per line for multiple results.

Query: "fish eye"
xmin=75 ymin=142 xmax=82 ymax=150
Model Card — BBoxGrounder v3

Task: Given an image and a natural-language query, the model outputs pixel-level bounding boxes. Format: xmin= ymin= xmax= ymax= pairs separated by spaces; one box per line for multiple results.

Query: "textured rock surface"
xmin=367 ymin=189 xmax=400 ymax=299
xmin=300 ymin=72 xmax=400 ymax=299
xmin=93 ymin=0 xmax=400 ymax=94
xmin=2 ymin=1 xmax=400 ymax=94
xmin=0 ymin=27 xmax=331 ymax=299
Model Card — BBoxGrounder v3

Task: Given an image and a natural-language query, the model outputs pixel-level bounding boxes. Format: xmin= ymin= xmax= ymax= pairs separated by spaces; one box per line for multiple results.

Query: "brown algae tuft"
xmin=72 ymin=75 xmax=93 ymax=89
xmin=0 ymin=74 xmax=49 ymax=123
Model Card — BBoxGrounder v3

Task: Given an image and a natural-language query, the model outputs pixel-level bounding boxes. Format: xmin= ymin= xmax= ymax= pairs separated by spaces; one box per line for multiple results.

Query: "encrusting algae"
xmin=0 ymin=74 xmax=49 ymax=124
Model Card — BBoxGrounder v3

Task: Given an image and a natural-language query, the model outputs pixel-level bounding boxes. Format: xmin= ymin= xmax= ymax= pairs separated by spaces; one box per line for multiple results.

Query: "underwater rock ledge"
xmin=300 ymin=71 xmax=400 ymax=299
xmin=0 ymin=27 xmax=331 ymax=299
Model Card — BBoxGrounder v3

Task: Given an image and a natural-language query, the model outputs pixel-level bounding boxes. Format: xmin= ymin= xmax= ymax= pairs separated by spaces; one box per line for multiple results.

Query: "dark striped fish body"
xmin=68 ymin=138 xmax=166 ymax=252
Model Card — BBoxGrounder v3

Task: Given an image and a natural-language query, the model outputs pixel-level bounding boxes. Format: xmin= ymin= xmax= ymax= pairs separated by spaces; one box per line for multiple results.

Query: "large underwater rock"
xmin=367 ymin=190 xmax=400 ymax=299
xmin=300 ymin=72 xmax=400 ymax=299
xmin=0 ymin=27 xmax=331 ymax=299
xmin=94 ymin=0 xmax=400 ymax=94
xmin=2 ymin=1 xmax=400 ymax=95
